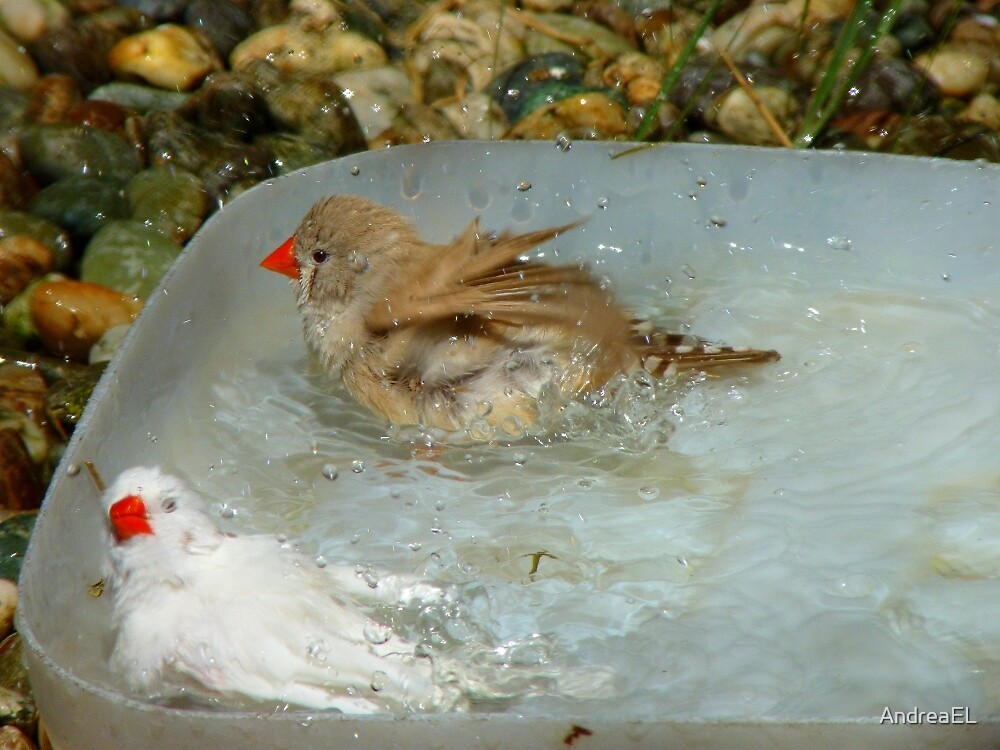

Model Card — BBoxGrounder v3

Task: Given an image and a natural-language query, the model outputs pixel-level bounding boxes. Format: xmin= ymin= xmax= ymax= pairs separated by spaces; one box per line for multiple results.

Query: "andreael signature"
xmin=879 ymin=707 xmax=976 ymax=725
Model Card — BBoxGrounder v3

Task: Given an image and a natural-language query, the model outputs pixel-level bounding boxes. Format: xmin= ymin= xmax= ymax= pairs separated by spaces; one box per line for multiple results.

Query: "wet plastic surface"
xmin=18 ymin=141 xmax=1000 ymax=748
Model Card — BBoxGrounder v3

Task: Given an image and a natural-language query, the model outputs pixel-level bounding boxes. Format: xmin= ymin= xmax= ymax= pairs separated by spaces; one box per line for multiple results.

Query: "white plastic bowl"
xmin=18 ymin=142 xmax=1000 ymax=748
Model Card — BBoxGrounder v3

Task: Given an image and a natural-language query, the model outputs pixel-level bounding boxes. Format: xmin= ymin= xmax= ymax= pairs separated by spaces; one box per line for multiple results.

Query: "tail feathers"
xmin=633 ymin=326 xmax=779 ymax=377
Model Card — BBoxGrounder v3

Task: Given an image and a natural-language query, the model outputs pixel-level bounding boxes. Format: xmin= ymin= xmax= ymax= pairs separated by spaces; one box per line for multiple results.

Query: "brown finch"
xmin=261 ymin=195 xmax=779 ymax=436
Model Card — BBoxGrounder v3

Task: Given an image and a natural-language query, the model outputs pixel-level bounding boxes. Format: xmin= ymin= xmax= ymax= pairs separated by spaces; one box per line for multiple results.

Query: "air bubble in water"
xmin=370 ymin=670 xmax=388 ymax=692
xmin=351 ymin=460 xmax=365 ymax=473
xmin=681 ymin=264 xmax=696 ymax=279
xmin=597 ymin=197 xmax=609 ymax=209
xmin=638 ymin=485 xmax=660 ymax=500
xmin=321 ymin=464 xmax=339 ymax=480
xmin=314 ymin=555 xmax=327 ymax=568
xmin=826 ymin=235 xmax=852 ymax=251
xmin=306 ymin=639 xmax=330 ymax=662
xmin=364 ymin=623 xmax=391 ymax=645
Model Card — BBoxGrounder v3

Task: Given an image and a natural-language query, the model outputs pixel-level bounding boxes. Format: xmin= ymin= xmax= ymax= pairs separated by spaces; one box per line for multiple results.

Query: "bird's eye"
xmin=162 ymin=498 xmax=177 ymax=513
xmin=312 ymin=249 xmax=329 ymax=264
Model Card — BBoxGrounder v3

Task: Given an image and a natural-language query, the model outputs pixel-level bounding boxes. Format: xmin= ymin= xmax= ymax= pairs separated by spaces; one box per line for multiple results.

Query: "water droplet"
xmin=826 ymin=235 xmax=852 ymax=251
xmin=434 ymin=499 xmax=445 ymax=511
xmin=597 ymin=197 xmax=609 ymax=209
xmin=364 ymin=623 xmax=391 ymax=645
xmin=306 ymin=639 xmax=330 ymax=662
xmin=351 ymin=460 xmax=365 ymax=473
xmin=555 ymin=134 xmax=572 ymax=151
xmin=638 ymin=485 xmax=660 ymax=500
xmin=516 ymin=181 xmax=532 ymax=192
xmin=321 ymin=464 xmax=339 ymax=480
xmin=350 ymin=534 xmax=360 ymax=545
xmin=578 ymin=478 xmax=594 ymax=489
xmin=709 ymin=215 xmax=726 ymax=227
xmin=409 ymin=542 xmax=422 ymax=551
xmin=941 ymin=273 xmax=951 ymax=282
xmin=220 ymin=505 xmax=236 ymax=519
xmin=512 ymin=452 xmax=528 ymax=466
xmin=348 ymin=250 xmax=369 ymax=273
xmin=370 ymin=671 xmax=388 ymax=692
xmin=350 ymin=166 xmax=360 ymax=176
xmin=66 ymin=463 xmax=80 ymax=477
xmin=276 ymin=533 xmax=287 ymax=544
xmin=501 ymin=415 xmax=522 ymax=435
xmin=314 ymin=555 xmax=327 ymax=568
xmin=681 ymin=264 xmax=696 ymax=279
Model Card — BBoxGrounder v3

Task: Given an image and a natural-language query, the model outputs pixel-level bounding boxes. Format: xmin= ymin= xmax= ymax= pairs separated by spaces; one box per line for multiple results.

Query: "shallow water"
xmin=160 ymin=265 xmax=1000 ymax=719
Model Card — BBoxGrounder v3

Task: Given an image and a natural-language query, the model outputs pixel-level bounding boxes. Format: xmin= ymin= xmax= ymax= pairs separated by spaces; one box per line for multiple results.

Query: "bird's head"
xmin=104 ymin=466 xmax=209 ymax=546
xmin=260 ymin=195 xmax=417 ymax=316
xmin=260 ymin=195 xmax=420 ymax=369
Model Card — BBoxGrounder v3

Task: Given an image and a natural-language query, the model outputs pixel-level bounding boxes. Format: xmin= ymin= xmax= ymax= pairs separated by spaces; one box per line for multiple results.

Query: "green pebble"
xmin=17 ymin=123 xmax=140 ymax=186
xmin=0 ymin=274 xmax=64 ymax=343
xmin=0 ymin=513 xmax=36 ymax=582
xmin=30 ymin=176 xmax=128 ymax=241
xmin=46 ymin=362 xmax=107 ymax=427
xmin=88 ymin=82 xmax=189 ymax=113
xmin=534 ymin=13 xmax=634 ymax=58
xmin=254 ymin=133 xmax=336 ymax=174
xmin=0 ymin=211 xmax=72 ymax=270
xmin=0 ymin=87 xmax=27 ymax=131
xmin=126 ymin=168 xmax=208 ymax=244
xmin=81 ymin=220 xmax=183 ymax=300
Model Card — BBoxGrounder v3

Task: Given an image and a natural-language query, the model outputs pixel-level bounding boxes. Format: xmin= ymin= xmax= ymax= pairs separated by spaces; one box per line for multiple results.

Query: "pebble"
xmin=708 ymin=85 xmax=799 ymax=145
xmin=506 ymin=90 xmax=629 ymax=140
xmin=0 ymin=581 xmax=15 ymax=641
xmin=125 ymin=167 xmax=208 ymax=243
xmin=65 ymin=99 xmax=132 ymax=134
xmin=177 ymin=72 xmax=272 ymax=140
xmin=17 ymin=123 xmax=140 ymax=186
xmin=0 ymin=236 xmax=54 ymax=304
xmin=29 ymin=176 xmax=128 ymax=242
xmin=29 ymin=278 xmax=142 ymax=361
xmin=0 ymin=153 xmax=34 ymax=211
xmin=145 ymin=109 xmax=277 ymax=201
xmin=0 ymin=433 xmax=44 ymax=511
xmin=25 ymin=74 xmax=83 ymax=124
xmin=0 ymin=0 xmax=68 ymax=43
xmin=914 ymin=46 xmax=990 ymax=98
xmin=961 ymin=93 xmax=1000 ymax=131
xmin=109 ymin=24 xmax=221 ymax=92
xmin=230 ymin=24 xmax=386 ymax=77
xmin=183 ymin=0 xmax=252 ymax=59
xmin=86 ymin=82 xmax=189 ymax=112
xmin=248 ymin=63 xmax=367 ymax=155
xmin=81 ymin=219 xmax=183 ymax=298
xmin=0 ymin=211 xmax=72 ymax=271
xmin=0 ymin=724 xmax=35 ymax=750
xmin=0 ymin=30 xmax=40 ymax=89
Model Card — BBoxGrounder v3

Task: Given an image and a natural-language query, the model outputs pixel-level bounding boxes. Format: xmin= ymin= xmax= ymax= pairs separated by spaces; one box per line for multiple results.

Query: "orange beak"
xmin=109 ymin=495 xmax=154 ymax=541
xmin=260 ymin=236 xmax=299 ymax=279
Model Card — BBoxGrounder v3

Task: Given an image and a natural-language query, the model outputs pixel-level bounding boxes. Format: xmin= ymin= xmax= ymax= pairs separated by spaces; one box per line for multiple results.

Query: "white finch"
xmin=261 ymin=195 xmax=779 ymax=435
xmin=102 ymin=466 xmax=466 ymax=713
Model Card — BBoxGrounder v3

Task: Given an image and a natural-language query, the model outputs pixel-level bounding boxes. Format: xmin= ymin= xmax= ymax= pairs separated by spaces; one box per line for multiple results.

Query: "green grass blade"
xmin=636 ymin=0 xmax=725 ymax=142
